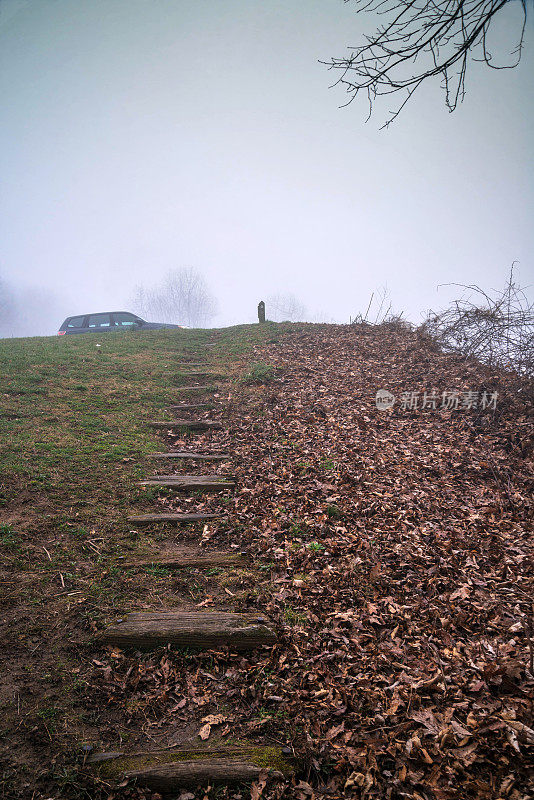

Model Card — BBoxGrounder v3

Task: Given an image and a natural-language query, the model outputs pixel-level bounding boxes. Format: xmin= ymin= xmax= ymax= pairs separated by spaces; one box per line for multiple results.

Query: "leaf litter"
xmin=92 ymin=324 xmax=533 ymax=799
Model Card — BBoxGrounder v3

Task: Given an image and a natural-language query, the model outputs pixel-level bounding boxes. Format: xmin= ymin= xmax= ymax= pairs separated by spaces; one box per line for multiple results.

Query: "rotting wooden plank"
xmin=99 ymin=611 xmax=277 ymax=651
xmin=89 ymin=744 xmax=292 ymax=791
xmin=148 ymin=420 xmax=222 ymax=431
xmin=121 ymin=551 xmax=249 ymax=569
xmin=141 ymin=474 xmax=234 ymax=482
xmin=174 ymin=385 xmax=219 ymax=393
xmin=168 ymin=403 xmax=211 ymax=411
xmin=138 ymin=481 xmax=232 ymax=490
xmin=149 ymin=452 xmax=229 ymax=461
xmin=127 ymin=512 xmax=223 ymax=525
xmin=146 ymin=473 xmax=234 ymax=480
xmin=138 ymin=475 xmax=234 ymax=490
xmin=177 ymin=372 xmax=227 ymax=380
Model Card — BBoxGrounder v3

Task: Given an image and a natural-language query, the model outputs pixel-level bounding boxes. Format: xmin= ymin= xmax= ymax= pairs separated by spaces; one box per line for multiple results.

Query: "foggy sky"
xmin=1 ymin=0 xmax=533 ymax=334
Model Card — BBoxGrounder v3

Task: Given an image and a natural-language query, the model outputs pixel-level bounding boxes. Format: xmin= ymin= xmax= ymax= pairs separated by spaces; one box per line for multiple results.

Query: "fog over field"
xmin=0 ymin=0 xmax=532 ymax=335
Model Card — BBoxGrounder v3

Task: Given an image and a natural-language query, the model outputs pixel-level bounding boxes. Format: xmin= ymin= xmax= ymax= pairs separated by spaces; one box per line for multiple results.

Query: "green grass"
xmin=307 ymin=541 xmax=325 ymax=552
xmin=0 ymin=325 xmax=277 ymax=528
xmin=0 ymin=322 xmax=290 ymax=797
xmin=326 ymin=504 xmax=342 ymax=519
xmin=239 ymin=361 xmax=277 ymax=385
xmin=283 ymin=605 xmax=307 ymax=626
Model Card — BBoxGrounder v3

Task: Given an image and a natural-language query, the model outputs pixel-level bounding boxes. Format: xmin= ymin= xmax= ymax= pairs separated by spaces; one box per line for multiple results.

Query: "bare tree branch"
xmin=323 ymin=0 xmax=528 ymax=126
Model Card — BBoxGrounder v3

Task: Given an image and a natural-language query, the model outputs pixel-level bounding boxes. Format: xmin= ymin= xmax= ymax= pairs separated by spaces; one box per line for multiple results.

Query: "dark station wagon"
xmin=57 ymin=311 xmax=184 ymax=335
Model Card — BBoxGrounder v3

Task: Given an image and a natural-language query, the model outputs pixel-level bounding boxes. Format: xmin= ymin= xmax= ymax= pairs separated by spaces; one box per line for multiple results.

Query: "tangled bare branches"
xmin=420 ymin=267 xmax=534 ymax=377
xmin=324 ymin=0 xmax=528 ymax=126
xmin=350 ymin=286 xmax=412 ymax=329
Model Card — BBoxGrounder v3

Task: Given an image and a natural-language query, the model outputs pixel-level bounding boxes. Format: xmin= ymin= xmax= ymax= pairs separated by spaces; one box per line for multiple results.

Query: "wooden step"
xmin=149 ymin=452 xmax=228 ymax=461
xmin=176 ymin=362 xmax=208 ymax=367
xmin=174 ymin=385 xmax=219 ymax=393
xmin=146 ymin=473 xmax=234 ymax=480
xmin=139 ymin=475 xmax=234 ymax=490
xmin=168 ymin=403 xmax=211 ymax=411
xmin=127 ymin=512 xmax=223 ymax=525
xmin=89 ymin=743 xmax=292 ymax=791
xmin=177 ymin=372 xmax=227 ymax=380
xmin=99 ymin=611 xmax=277 ymax=650
xmin=148 ymin=419 xmax=222 ymax=431
xmin=121 ymin=551 xmax=248 ymax=569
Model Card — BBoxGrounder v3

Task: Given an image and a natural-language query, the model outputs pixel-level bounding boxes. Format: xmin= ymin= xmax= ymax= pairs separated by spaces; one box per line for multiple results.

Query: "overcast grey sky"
xmin=1 ymin=0 xmax=532 ymax=333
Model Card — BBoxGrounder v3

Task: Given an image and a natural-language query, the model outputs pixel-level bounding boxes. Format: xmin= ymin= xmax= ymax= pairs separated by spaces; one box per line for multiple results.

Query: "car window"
xmin=87 ymin=313 xmax=113 ymax=329
xmin=66 ymin=315 xmax=86 ymax=328
xmin=113 ymin=312 xmax=138 ymax=327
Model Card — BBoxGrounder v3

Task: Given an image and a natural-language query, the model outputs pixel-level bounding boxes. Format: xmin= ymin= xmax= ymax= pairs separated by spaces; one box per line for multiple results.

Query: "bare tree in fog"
xmin=131 ymin=267 xmax=217 ymax=327
xmin=0 ymin=274 xmax=64 ymax=337
xmin=267 ymin=293 xmax=309 ymax=322
xmin=325 ymin=0 xmax=528 ymax=126
xmin=0 ymin=276 xmax=16 ymax=335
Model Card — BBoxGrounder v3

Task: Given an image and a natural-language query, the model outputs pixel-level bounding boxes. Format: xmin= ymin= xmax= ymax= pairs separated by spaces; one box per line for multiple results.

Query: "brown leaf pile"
xmin=92 ymin=324 xmax=533 ymax=800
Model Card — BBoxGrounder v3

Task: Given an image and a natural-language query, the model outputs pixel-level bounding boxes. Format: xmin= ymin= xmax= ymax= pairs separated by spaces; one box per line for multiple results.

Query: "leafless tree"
xmin=131 ymin=268 xmax=218 ymax=328
xmin=324 ymin=0 xmax=528 ymax=126
xmin=267 ymin=293 xmax=309 ymax=322
xmin=0 ymin=276 xmax=16 ymax=335
xmin=419 ymin=266 xmax=534 ymax=377
xmin=0 ymin=275 xmax=64 ymax=337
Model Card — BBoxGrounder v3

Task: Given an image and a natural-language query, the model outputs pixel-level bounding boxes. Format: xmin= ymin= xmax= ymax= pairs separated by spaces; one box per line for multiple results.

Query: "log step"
xmin=121 ymin=551 xmax=248 ymax=569
xmin=176 ymin=362 xmax=208 ymax=367
xmin=148 ymin=419 xmax=222 ymax=431
xmin=139 ymin=475 xmax=234 ymax=490
xmin=89 ymin=744 xmax=292 ymax=791
xmin=127 ymin=513 xmax=223 ymax=525
xmin=99 ymin=611 xmax=277 ymax=650
xmin=168 ymin=403 xmax=211 ymax=411
xmin=174 ymin=386 xmax=219 ymax=393
xmin=149 ymin=452 xmax=229 ymax=461
xmin=176 ymin=372 xmax=227 ymax=380
xmin=146 ymin=473 xmax=234 ymax=480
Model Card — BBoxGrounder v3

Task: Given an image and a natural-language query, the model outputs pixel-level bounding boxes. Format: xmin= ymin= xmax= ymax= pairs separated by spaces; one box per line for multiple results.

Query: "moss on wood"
xmin=89 ymin=743 xmax=293 ymax=790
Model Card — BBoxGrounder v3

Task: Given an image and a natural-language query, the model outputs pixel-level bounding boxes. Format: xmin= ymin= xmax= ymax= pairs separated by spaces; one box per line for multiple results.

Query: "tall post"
xmin=257 ymin=300 xmax=265 ymax=324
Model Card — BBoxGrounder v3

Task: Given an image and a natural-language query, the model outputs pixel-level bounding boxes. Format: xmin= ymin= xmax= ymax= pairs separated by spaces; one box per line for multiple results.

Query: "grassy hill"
xmin=0 ymin=323 xmax=532 ymax=800
xmin=0 ymin=324 xmax=278 ymax=797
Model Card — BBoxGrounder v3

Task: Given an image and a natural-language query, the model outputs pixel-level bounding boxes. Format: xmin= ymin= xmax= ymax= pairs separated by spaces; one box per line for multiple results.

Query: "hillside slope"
xmin=0 ymin=323 xmax=532 ymax=800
